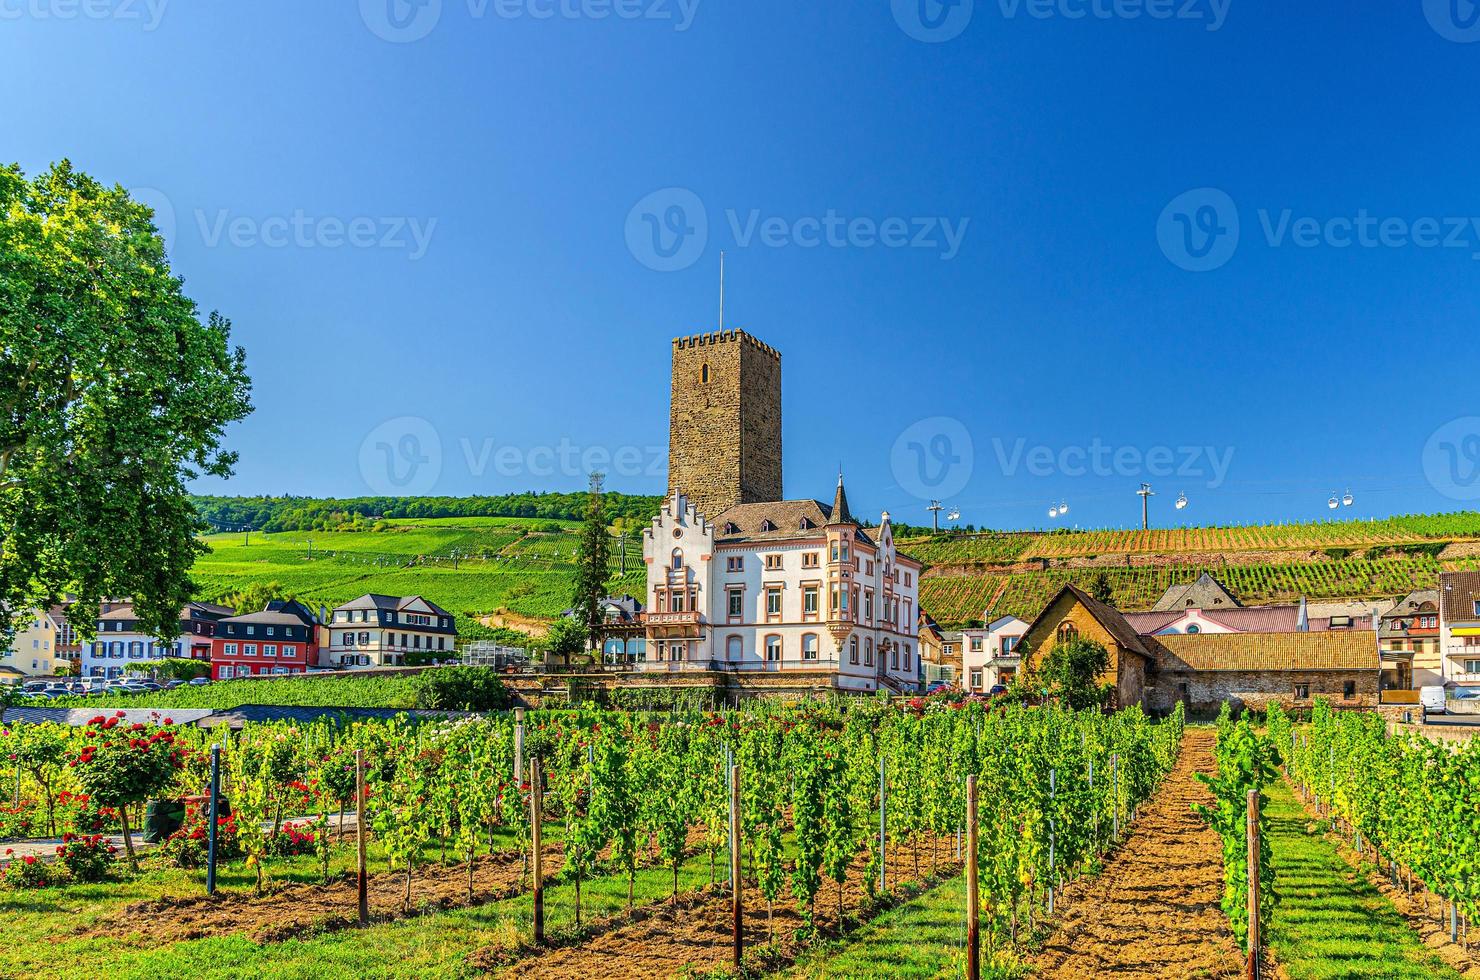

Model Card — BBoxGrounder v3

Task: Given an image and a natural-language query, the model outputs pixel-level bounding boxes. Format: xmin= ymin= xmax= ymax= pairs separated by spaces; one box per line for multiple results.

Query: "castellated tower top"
xmin=667 ymin=329 xmax=782 ymax=519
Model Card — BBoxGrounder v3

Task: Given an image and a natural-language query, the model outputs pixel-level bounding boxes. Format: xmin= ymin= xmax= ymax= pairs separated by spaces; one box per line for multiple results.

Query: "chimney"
xmin=1297 ymin=596 xmax=1309 ymax=633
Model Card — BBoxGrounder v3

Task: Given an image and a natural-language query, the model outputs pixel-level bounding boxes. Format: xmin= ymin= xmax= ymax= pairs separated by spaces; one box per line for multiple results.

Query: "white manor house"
xmin=638 ymin=329 xmax=923 ymax=693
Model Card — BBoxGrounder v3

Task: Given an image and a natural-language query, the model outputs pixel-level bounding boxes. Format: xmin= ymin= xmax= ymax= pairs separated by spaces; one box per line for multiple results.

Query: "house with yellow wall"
xmin=1018 ymin=585 xmax=1151 ymax=707
xmin=1 ymin=609 xmax=59 ymax=683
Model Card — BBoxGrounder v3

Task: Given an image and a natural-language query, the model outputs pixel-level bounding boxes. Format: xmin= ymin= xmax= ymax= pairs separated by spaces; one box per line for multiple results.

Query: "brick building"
xmin=1019 ymin=584 xmax=1380 ymax=713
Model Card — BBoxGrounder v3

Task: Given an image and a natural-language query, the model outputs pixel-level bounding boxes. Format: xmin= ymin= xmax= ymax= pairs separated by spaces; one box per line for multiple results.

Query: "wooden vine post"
xmin=730 ymin=762 xmax=743 ymax=968
xmin=966 ymin=774 xmax=980 ymax=980
xmin=1246 ymin=789 xmax=1260 ymax=980
xmin=355 ymin=749 xmax=368 ymax=926
xmin=531 ymin=757 xmax=545 ymax=944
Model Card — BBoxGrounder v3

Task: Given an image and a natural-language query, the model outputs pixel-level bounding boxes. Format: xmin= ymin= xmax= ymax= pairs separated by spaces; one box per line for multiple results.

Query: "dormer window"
xmin=723 ymin=522 xmax=739 ymax=535
xmin=799 ymin=517 xmax=812 ymax=530
xmin=760 ymin=519 xmax=776 ymax=532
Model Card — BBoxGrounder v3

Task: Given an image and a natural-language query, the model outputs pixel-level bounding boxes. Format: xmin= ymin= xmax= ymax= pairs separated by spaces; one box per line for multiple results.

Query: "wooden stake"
xmin=356 ymin=749 xmax=368 ymax=926
xmin=1247 ymin=789 xmax=1260 ymax=980
xmin=966 ymin=774 xmax=980 ymax=980
xmin=513 ymin=707 xmax=525 ymax=784
xmin=731 ymin=763 xmax=743 ymax=968
xmin=531 ymin=757 xmax=545 ymax=945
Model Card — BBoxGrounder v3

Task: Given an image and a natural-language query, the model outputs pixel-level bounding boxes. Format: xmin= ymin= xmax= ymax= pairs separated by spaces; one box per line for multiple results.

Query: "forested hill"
xmin=191 ymin=493 xmax=665 ymax=533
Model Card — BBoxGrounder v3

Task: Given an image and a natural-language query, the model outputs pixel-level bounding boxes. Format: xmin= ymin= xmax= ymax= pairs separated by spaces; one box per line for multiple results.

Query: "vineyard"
xmin=1273 ymin=701 xmax=1480 ymax=943
xmin=0 ymin=700 xmax=1184 ymax=978
xmin=189 ymin=511 xmax=1480 ymax=634
xmin=899 ymin=512 xmax=1480 ymax=566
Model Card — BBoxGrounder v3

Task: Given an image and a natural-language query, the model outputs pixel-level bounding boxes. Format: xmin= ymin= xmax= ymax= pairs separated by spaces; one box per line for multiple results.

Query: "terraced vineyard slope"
xmin=906 ymin=512 xmax=1480 ymax=626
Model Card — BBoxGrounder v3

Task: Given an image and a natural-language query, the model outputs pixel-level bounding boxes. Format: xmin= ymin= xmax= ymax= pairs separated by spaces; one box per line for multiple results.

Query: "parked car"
xmin=187 ymin=677 xmax=211 ymax=686
xmin=1420 ymin=685 xmax=1448 ymax=714
xmin=925 ymin=681 xmax=952 ymax=695
xmin=987 ymin=684 xmax=1008 ymax=697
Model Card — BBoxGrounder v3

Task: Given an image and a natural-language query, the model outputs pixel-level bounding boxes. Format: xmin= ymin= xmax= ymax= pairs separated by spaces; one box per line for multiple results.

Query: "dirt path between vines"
xmin=1028 ymin=727 xmax=1244 ymax=980
xmin=75 ymin=826 xmax=710 ymax=948
xmin=497 ymin=835 xmax=953 ymax=979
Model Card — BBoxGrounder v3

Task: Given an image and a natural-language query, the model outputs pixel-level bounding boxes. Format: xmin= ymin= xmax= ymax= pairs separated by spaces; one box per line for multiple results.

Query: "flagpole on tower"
xmin=719 ymin=251 xmax=726 ymax=330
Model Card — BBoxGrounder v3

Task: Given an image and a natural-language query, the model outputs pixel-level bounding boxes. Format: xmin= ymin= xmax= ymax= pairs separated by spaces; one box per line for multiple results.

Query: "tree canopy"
xmin=0 ymin=161 xmax=253 ymax=643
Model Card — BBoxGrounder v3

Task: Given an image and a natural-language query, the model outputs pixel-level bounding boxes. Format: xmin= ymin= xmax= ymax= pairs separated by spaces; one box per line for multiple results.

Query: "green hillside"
xmin=190 ymin=517 xmax=646 ymax=635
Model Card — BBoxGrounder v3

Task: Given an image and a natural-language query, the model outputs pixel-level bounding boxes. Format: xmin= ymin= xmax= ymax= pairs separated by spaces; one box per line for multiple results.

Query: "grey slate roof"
xmin=1150 ymin=573 xmax=1242 ymax=612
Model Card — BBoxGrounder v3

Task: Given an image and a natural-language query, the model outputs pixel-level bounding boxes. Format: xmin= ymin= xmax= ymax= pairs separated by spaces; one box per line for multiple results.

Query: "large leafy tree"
xmin=0 ymin=160 xmax=253 ymax=644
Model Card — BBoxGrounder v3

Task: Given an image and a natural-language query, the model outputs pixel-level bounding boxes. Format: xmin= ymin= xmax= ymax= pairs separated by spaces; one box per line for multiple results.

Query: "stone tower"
xmin=668 ymin=330 xmax=782 ymax=517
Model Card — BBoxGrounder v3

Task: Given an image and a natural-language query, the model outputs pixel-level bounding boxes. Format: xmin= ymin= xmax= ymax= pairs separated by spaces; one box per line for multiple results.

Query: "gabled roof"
xmin=1150 ymin=572 xmax=1241 ymax=612
xmin=1146 ymin=631 xmax=1378 ymax=673
xmin=220 ymin=600 xmax=319 ymax=628
xmin=1382 ymin=589 xmax=1440 ymax=619
xmin=1029 ymin=584 xmax=1152 ymax=659
xmin=335 ymin=594 xmax=453 ymax=618
xmin=1441 ymin=572 xmax=1480 ymax=623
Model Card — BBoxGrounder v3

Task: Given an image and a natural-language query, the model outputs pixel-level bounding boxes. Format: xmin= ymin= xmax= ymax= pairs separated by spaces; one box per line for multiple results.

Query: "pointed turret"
xmin=829 ymin=471 xmax=854 ymax=526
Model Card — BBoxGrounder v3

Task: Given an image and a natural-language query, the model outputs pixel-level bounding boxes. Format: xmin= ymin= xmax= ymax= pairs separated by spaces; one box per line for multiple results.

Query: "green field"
xmin=191 ymin=517 xmax=646 ymax=632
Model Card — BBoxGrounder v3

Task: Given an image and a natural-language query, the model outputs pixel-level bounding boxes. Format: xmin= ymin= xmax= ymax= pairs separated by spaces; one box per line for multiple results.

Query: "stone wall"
xmin=1146 ymin=669 xmax=1379 ymax=714
xmin=668 ymin=331 xmax=781 ymax=518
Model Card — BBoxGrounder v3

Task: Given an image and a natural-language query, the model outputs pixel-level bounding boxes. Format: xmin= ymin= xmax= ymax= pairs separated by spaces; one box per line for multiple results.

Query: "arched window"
xmin=863 ymin=637 xmax=873 ymax=666
xmin=1186 ymin=623 xmax=1201 ymax=635
xmin=671 ymin=549 xmax=684 ymax=569
xmin=802 ymin=633 xmax=819 ymax=661
xmin=903 ymin=644 xmax=912 ymax=671
xmin=765 ymin=635 xmax=782 ymax=662
xmin=701 ymin=363 xmax=710 ymax=384
xmin=1057 ymin=622 xmax=1080 ymax=644
xmin=726 ymin=635 xmax=743 ymax=661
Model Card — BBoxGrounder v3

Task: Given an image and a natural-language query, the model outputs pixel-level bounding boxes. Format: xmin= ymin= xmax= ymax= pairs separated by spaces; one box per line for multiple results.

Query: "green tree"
xmin=0 ymin=161 xmax=253 ymax=645
xmin=571 ymin=472 xmax=612 ymax=655
xmin=542 ymin=616 xmax=587 ymax=668
xmin=221 ymin=581 xmax=291 ymax=615
xmin=1088 ymin=572 xmax=1115 ymax=605
xmin=1032 ymin=638 xmax=1114 ymax=710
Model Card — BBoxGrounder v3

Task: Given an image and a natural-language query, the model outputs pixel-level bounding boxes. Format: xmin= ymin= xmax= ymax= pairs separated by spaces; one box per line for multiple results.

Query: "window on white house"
xmin=1465 ymin=659 xmax=1480 ymax=675
xmin=728 ymin=590 xmax=744 ymax=619
xmin=765 ymin=636 xmax=781 ymax=661
xmin=803 ymin=634 xmax=818 ymax=661
xmin=726 ymin=636 xmax=742 ymax=661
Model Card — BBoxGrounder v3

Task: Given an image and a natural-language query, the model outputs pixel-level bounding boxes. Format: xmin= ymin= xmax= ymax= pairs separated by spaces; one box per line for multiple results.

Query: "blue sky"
xmin=8 ymin=0 xmax=1480 ymax=530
